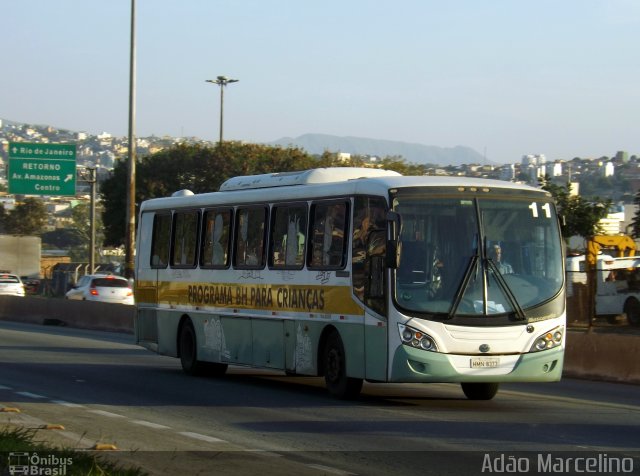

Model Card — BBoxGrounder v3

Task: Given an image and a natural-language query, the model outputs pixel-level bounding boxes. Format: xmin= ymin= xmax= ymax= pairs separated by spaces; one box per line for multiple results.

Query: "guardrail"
xmin=0 ymin=296 xmax=638 ymax=384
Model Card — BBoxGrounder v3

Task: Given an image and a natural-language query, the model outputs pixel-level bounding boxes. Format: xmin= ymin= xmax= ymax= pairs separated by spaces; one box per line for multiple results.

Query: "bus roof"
xmin=139 ymin=168 xmax=550 ymax=212
xmin=219 ymin=167 xmax=401 ymax=191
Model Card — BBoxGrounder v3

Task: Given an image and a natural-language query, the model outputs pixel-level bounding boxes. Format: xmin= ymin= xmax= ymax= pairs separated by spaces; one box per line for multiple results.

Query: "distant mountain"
xmin=269 ymin=133 xmax=488 ymax=167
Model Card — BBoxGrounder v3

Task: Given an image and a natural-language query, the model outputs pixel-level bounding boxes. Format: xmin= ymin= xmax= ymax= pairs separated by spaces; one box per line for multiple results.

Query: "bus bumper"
xmin=390 ymin=345 xmax=564 ymax=383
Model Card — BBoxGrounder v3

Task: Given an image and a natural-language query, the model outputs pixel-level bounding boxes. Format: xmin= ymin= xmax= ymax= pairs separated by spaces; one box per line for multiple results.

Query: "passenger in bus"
xmin=282 ymin=216 xmax=305 ymax=266
xmin=491 ymin=244 xmax=513 ymax=274
xmin=211 ymin=214 xmax=226 ymax=266
xmin=322 ymin=206 xmax=344 ymax=266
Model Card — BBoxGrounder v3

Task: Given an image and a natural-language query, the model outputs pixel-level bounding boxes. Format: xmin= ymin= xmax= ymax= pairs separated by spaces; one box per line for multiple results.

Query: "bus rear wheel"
xmin=461 ymin=382 xmax=499 ymax=400
xmin=179 ymin=320 xmax=228 ymax=377
xmin=323 ymin=331 xmax=363 ymax=399
xmin=179 ymin=320 xmax=205 ymax=376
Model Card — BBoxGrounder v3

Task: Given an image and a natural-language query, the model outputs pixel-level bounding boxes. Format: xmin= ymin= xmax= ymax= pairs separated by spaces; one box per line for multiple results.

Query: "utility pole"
xmin=89 ymin=167 xmax=96 ymax=274
xmin=77 ymin=167 xmax=97 ymax=273
xmin=125 ymin=0 xmax=137 ymax=280
xmin=205 ymin=76 xmax=239 ymax=144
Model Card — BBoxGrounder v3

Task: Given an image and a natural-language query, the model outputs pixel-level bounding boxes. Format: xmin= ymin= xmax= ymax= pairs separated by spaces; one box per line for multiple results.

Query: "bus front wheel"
xmin=323 ymin=331 xmax=363 ymax=399
xmin=461 ymin=382 xmax=499 ymax=400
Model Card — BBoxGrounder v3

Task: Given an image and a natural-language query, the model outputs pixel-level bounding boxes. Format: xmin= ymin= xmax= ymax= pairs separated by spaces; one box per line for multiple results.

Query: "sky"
xmin=3 ymin=0 xmax=640 ymax=164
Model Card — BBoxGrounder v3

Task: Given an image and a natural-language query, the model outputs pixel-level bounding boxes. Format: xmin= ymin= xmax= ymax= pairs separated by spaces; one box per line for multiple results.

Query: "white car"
xmin=0 ymin=274 xmax=26 ymax=297
xmin=65 ymin=274 xmax=134 ymax=305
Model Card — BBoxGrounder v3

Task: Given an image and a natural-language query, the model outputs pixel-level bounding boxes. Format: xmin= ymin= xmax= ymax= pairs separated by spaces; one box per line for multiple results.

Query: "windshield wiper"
xmin=486 ymin=258 xmax=526 ymax=320
xmin=448 ymin=255 xmax=479 ymax=318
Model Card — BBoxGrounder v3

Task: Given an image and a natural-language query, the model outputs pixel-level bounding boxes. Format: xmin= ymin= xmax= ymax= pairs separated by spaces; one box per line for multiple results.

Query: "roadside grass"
xmin=0 ymin=427 xmax=146 ymax=475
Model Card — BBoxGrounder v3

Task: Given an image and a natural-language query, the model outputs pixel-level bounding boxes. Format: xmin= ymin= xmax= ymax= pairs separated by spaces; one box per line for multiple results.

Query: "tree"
xmin=0 ymin=205 xmax=7 ymax=234
xmin=100 ymin=141 xmax=429 ymax=247
xmin=1 ymin=197 xmax=48 ymax=235
xmin=101 ymin=142 xmax=318 ymax=247
xmin=66 ymin=202 xmax=105 ymax=262
xmin=41 ymin=228 xmax=84 ymax=249
xmin=539 ymin=175 xmax=611 ymax=241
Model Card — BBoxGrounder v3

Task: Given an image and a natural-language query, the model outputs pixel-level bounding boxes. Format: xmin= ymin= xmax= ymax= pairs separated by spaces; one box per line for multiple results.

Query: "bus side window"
xmin=309 ymin=201 xmax=348 ymax=269
xmin=201 ymin=209 xmax=232 ymax=268
xmin=234 ymin=206 xmax=267 ymax=269
xmin=150 ymin=213 xmax=171 ymax=268
xmin=171 ymin=210 xmax=200 ymax=268
xmin=270 ymin=203 xmax=307 ymax=269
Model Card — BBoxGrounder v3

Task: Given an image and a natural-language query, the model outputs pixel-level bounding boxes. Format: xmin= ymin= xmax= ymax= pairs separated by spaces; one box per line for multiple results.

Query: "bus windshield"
xmin=393 ymin=192 xmax=564 ymax=317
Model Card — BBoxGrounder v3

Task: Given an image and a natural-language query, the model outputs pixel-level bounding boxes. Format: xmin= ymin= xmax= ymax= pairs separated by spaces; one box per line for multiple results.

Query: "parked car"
xmin=0 ymin=274 xmax=26 ymax=297
xmin=21 ymin=276 xmax=41 ymax=294
xmin=65 ymin=274 xmax=134 ymax=305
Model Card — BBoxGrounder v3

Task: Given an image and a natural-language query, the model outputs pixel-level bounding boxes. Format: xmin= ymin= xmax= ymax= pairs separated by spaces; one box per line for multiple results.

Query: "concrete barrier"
xmin=0 ymin=295 xmax=134 ymax=333
xmin=1 ymin=296 xmax=638 ymax=384
xmin=563 ymin=329 xmax=640 ymax=384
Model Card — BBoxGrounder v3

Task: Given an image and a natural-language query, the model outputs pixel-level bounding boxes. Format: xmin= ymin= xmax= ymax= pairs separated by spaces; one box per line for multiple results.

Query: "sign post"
xmin=8 ymin=142 xmax=77 ymax=196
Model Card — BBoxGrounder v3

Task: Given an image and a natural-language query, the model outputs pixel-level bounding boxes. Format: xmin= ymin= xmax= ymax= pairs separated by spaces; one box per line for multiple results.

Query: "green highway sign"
xmin=8 ymin=142 xmax=77 ymax=196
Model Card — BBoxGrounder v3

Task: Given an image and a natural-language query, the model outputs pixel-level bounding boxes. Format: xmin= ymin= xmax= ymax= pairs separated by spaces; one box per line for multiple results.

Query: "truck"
xmin=567 ymin=251 xmax=640 ymax=327
xmin=0 ymin=235 xmax=41 ymax=278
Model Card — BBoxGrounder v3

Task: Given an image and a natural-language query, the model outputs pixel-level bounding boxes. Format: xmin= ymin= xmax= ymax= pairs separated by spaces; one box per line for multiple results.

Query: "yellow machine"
xmin=583 ymin=234 xmax=638 ymax=326
xmin=586 ymin=234 xmax=636 ymax=267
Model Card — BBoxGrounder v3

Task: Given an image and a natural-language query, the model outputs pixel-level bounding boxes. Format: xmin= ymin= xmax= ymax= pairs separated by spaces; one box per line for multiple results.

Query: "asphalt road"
xmin=0 ymin=320 xmax=639 ymax=475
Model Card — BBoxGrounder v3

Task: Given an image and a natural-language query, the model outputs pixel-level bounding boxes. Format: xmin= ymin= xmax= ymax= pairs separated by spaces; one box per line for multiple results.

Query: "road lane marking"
xmin=15 ymin=391 xmax=46 ymax=399
xmin=306 ymin=464 xmax=356 ymax=475
xmin=0 ymin=385 xmax=12 ymax=390
xmin=88 ymin=410 xmax=126 ymax=418
xmin=131 ymin=420 xmax=171 ymax=430
xmin=178 ymin=431 xmax=226 ymax=443
xmin=51 ymin=400 xmax=85 ymax=408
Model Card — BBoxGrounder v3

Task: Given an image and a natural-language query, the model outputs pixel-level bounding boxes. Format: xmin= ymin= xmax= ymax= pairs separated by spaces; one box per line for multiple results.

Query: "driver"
xmin=491 ymin=244 xmax=513 ymax=274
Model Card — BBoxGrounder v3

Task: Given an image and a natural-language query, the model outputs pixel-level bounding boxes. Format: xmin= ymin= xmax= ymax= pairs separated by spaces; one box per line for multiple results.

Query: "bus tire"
xmin=624 ymin=298 xmax=640 ymax=326
xmin=178 ymin=320 xmax=205 ymax=376
xmin=323 ymin=331 xmax=363 ymax=399
xmin=461 ymin=382 xmax=499 ymax=400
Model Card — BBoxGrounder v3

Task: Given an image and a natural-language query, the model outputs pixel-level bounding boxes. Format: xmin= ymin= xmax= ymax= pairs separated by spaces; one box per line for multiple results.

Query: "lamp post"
xmin=205 ymin=76 xmax=239 ymax=144
xmin=124 ymin=0 xmax=136 ymax=280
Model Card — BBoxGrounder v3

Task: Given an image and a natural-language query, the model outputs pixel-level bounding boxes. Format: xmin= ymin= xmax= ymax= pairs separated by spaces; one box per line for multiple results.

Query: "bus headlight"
xmin=398 ymin=324 xmax=438 ymax=352
xmin=530 ymin=326 xmax=564 ymax=352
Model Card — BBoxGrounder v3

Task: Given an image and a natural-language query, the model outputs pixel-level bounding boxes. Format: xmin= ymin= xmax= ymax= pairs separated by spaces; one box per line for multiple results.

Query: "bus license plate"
xmin=470 ymin=357 xmax=500 ymax=368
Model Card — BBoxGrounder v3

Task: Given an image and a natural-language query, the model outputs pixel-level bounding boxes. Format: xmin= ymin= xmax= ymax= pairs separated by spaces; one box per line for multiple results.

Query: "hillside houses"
xmin=0 ymin=118 xmax=638 ymax=235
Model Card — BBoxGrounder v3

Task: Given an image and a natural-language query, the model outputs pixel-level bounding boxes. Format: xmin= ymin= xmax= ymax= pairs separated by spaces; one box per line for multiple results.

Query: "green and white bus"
xmin=134 ymin=167 xmax=565 ymax=399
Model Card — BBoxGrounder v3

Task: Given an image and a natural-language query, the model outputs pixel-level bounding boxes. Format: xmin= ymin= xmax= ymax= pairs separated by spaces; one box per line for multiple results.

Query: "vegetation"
xmin=0 ymin=427 xmax=144 ymax=475
xmin=539 ymin=175 xmax=611 ymax=241
xmin=100 ymin=142 xmax=426 ymax=247
xmin=0 ymin=197 xmax=48 ymax=235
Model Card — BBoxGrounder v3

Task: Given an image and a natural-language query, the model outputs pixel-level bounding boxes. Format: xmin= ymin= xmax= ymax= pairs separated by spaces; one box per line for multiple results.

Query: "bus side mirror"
xmin=386 ymin=211 xmax=401 ymax=240
xmin=385 ymin=210 xmax=401 ymax=269
xmin=386 ymin=240 xmax=400 ymax=269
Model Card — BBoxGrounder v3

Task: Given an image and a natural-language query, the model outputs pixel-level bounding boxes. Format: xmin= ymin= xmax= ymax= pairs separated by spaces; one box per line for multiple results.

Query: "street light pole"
xmin=205 ymin=76 xmax=239 ymax=144
xmin=125 ymin=0 xmax=137 ymax=280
